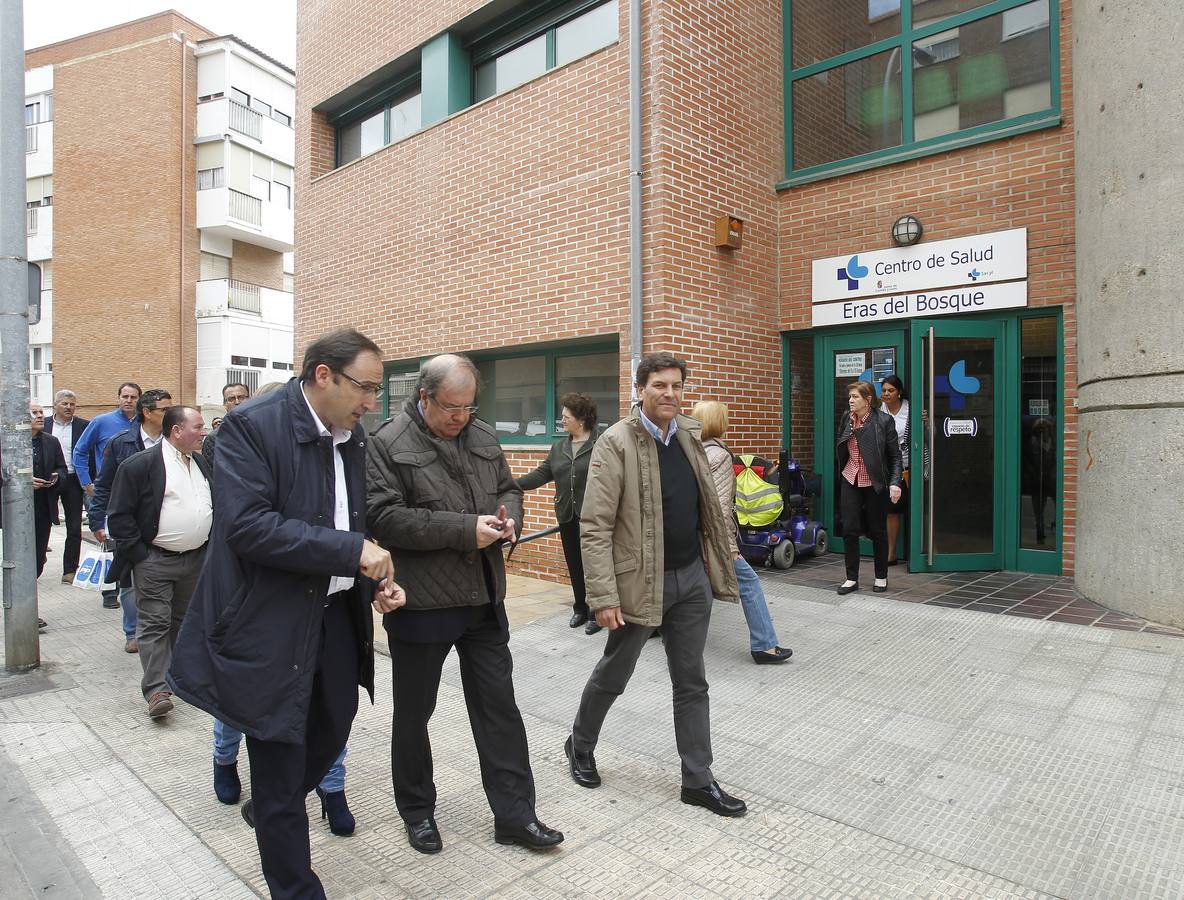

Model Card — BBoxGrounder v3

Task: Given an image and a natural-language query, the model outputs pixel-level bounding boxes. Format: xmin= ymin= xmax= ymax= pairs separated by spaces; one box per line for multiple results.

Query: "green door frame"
xmin=800 ymin=307 xmax=1064 ymax=576
xmin=1011 ymin=307 xmax=1065 ymax=575
xmin=908 ymin=317 xmax=1006 ymax=572
xmin=813 ymin=326 xmax=907 ymax=558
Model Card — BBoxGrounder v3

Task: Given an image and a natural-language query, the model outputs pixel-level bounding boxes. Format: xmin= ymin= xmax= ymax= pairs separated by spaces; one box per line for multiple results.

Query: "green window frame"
xmin=781 ymin=0 xmax=1061 ymax=188
xmin=378 ymin=341 xmax=620 ymax=446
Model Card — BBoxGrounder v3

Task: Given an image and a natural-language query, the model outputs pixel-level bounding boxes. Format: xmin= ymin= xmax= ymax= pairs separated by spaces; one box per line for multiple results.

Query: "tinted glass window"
xmin=555 ymin=353 xmax=619 ymax=431
xmin=555 ymin=0 xmax=619 ymax=67
xmin=478 ymin=356 xmax=547 ymax=437
xmin=793 ymin=49 xmax=902 ymax=170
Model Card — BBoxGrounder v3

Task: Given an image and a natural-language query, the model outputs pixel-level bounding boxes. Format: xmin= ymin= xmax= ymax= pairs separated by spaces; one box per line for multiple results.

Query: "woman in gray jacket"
xmin=691 ymin=401 xmax=792 ymax=665
xmin=517 ymin=393 xmax=602 ymax=635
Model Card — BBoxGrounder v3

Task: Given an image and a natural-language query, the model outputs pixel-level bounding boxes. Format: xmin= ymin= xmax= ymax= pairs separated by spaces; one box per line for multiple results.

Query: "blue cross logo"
xmin=934 ymin=359 xmax=981 ymax=411
xmin=837 ymin=255 xmax=868 ymax=291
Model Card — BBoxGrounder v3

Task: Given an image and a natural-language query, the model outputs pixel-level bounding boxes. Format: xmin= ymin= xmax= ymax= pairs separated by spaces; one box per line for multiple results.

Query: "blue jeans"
xmin=213 ymin=719 xmax=347 ymax=792
xmin=120 ymin=584 xmax=137 ymax=640
xmin=734 ymin=557 xmax=780 ymax=652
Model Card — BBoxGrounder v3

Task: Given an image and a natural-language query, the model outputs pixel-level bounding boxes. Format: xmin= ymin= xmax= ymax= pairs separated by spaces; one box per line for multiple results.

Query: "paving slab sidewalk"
xmin=2 ymin=527 xmax=1183 ymax=898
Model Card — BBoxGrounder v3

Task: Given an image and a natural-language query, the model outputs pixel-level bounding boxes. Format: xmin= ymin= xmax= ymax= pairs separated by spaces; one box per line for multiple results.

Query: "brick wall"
xmin=643 ymin=0 xmax=785 ymax=461
xmin=296 ymin=2 xmax=635 ymax=580
xmin=231 ymin=241 xmax=284 ymax=289
xmin=25 ymin=11 xmax=212 ymax=69
xmin=48 ymin=29 xmax=205 ymax=417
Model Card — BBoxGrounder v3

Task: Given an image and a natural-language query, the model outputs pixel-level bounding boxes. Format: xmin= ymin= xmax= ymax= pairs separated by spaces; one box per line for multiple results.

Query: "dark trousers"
xmin=572 ymin=558 xmax=715 ymax=788
xmin=387 ymin=604 xmax=536 ymax=826
xmin=59 ymin=474 xmax=84 ymax=575
xmin=840 ymin=478 xmax=890 ymax=582
xmin=33 ymin=502 xmax=51 ymax=578
xmin=246 ymin=593 xmax=358 ymax=900
xmin=133 ymin=546 xmax=204 ymax=700
xmin=558 ymin=517 xmax=587 ymax=613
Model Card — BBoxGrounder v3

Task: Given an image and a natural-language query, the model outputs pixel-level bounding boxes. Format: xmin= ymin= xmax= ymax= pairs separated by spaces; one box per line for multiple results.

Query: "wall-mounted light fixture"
xmin=891 ymin=215 xmax=923 ymax=246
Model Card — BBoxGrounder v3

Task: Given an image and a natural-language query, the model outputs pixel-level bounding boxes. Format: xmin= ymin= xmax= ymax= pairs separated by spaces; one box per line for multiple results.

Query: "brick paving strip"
xmin=2 ymin=527 xmax=1183 ymax=897
xmin=769 ymin=554 xmax=1184 ymax=636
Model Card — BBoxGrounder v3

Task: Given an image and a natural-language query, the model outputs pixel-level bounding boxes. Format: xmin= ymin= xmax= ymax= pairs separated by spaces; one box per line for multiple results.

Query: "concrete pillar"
xmin=1075 ymin=2 xmax=1184 ymax=623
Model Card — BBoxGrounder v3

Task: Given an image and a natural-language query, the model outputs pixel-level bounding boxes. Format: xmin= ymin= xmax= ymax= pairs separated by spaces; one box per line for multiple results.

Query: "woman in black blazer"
xmin=516 ymin=392 xmax=601 ymax=634
xmin=835 ymin=381 xmax=903 ymax=595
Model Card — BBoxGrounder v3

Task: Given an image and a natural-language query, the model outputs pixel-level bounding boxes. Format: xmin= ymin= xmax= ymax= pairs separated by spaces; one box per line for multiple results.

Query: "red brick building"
xmin=24 ymin=12 xmax=296 ymax=420
xmin=296 ymin=0 xmax=1075 ymax=582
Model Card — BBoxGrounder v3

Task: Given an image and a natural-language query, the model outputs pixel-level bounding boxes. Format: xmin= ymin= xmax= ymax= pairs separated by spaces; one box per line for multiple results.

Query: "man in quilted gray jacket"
xmin=367 ymin=354 xmax=563 ymax=856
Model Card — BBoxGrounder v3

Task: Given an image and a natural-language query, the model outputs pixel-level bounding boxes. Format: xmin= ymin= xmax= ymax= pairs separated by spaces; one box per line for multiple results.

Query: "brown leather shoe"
xmin=61 ymin=572 xmax=75 ymax=584
xmin=147 ymin=691 xmax=174 ymax=718
xmin=124 ymin=639 xmax=139 ymax=653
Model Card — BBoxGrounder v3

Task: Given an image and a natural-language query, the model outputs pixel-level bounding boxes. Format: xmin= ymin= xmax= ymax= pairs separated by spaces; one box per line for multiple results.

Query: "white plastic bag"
xmin=73 ymin=543 xmax=116 ymax=592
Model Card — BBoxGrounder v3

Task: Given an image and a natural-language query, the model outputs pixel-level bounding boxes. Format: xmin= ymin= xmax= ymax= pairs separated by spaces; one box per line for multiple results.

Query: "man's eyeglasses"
xmin=428 ymin=396 xmax=478 ymax=416
xmin=338 ymin=372 xmax=385 ymax=399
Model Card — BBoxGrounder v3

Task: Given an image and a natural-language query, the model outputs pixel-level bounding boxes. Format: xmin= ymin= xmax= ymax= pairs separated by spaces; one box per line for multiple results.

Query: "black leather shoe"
xmin=565 ymin=735 xmax=601 ymax=788
xmin=102 ymin=595 xmax=119 ymax=609
xmin=241 ymin=799 xmax=255 ymax=829
xmin=751 ymin=647 xmax=793 ymax=665
xmin=680 ymin=781 xmax=747 ymax=817
xmin=494 ymin=819 xmax=564 ymax=849
xmin=584 ymin=619 xmax=602 ymax=635
xmin=569 ymin=611 xmax=589 ymax=628
xmin=836 ymin=582 xmax=859 ymax=596
xmin=873 ymin=583 xmax=888 ymax=593
xmin=405 ymin=818 xmax=442 ymax=854
xmin=213 ymin=761 xmax=241 ymax=804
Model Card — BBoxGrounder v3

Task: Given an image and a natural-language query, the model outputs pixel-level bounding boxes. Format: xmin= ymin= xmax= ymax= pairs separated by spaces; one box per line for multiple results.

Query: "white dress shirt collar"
xmin=300 ymin=383 xmax=355 ymax=595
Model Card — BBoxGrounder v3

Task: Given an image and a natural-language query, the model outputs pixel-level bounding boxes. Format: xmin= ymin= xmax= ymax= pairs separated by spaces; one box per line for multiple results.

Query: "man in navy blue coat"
xmin=169 ymin=329 xmax=404 ymax=900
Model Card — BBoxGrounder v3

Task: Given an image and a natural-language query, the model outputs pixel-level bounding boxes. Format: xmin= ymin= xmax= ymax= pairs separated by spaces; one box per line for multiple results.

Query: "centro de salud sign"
xmin=810 ymin=227 xmax=1028 ymax=327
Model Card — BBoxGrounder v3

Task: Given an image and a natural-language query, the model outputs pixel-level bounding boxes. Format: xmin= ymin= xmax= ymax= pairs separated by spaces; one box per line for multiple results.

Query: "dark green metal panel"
xmin=421 ymin=32 xmax=472 ymax=125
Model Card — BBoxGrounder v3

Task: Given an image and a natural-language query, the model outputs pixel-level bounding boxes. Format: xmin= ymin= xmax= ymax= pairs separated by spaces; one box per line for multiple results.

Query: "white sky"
xmin=24 ymin=0 xmax=297 ymax=69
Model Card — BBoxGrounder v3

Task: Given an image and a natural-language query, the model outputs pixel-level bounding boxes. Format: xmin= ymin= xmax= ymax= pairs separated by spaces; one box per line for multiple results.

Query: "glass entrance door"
xmin=911 ymin=319 xmax=1005 ymax=571
xmin=816 ymin=328 xmax=906 ymax=558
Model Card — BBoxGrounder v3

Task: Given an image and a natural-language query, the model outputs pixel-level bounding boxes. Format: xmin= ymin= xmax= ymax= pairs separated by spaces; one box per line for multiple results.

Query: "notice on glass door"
xmin=835 ymin=352 xmax=866 ymax=378
xmin=871 ymin=348 xmax=896 ymax=383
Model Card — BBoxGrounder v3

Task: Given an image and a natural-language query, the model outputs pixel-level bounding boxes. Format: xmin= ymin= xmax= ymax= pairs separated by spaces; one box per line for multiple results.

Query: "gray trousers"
xmin=572 ymin=558 xmax=715 ymax=788
xmin=133 ymin=546 xmax=205 ymax=701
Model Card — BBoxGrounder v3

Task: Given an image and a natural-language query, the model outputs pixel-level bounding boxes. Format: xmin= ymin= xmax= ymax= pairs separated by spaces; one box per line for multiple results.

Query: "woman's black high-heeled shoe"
xmin=316 ymin=786 xmax=356 ymax=837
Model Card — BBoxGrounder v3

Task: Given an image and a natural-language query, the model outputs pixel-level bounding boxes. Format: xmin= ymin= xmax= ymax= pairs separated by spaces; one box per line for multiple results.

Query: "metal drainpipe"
xmin=628 ymin=0 xmax=643 ymax=394
xmin=178 ymin=33 xmax=187 ymax=401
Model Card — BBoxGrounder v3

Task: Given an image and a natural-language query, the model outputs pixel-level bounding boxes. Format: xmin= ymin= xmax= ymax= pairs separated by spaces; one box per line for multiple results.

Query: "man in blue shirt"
xmin=72 ymin=382 xmax=140 ymax=610
xmin=72 ymin=382 xmax=141 ymax=494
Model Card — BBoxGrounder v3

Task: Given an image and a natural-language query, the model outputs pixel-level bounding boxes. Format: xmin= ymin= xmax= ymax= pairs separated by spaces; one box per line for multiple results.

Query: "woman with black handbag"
xmin=835 ymin=381 xmax=903 ymax=595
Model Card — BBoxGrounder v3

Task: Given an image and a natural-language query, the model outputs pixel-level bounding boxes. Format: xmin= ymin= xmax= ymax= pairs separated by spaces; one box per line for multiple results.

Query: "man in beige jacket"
xmin=565 ymin=353 xmax=746 ymax=817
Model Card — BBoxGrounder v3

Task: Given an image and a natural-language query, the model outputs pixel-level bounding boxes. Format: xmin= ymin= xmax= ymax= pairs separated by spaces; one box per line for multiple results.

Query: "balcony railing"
xmin=226 ymin=367 xmax=260 ymax=395
xmin=229 ymin=99 xmax=262 ymax=140
xmin=26 ymin=125 xmax=37 ymax=153
xmin=228 ymin=279 xmax=262 ymax=314
xmin=26 ymin=207 xmax=38 ymax=235
xmin=228 ymin=189 xmax=262 ymax=226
